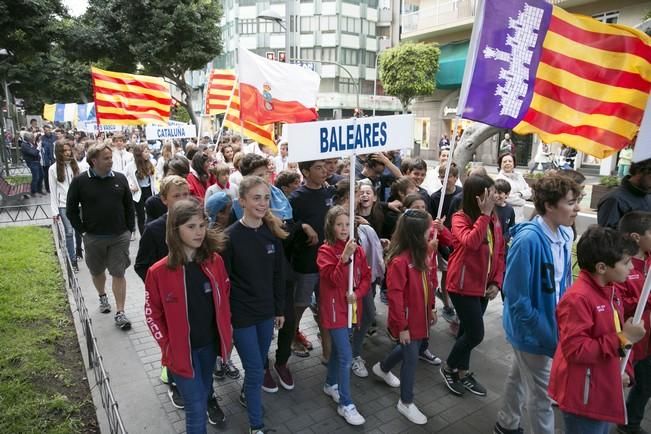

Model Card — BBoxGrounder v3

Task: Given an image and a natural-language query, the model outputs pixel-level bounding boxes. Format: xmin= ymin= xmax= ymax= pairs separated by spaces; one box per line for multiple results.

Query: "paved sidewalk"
xmin=73 ymin=237 xmax=651 ymax=434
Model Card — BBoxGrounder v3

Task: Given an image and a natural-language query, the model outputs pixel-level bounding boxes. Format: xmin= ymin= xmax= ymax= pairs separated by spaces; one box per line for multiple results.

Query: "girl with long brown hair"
xmin=126 ymin=143 xmax=157 ymax=236
xmin=49 ymin=139 xmax=80 ymax=270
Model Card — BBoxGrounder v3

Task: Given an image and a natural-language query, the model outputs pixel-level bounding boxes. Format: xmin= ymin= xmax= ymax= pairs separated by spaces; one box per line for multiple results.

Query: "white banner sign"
xmin=145 ymin=124 xmax=197 ymax=140
xmin=286 ymin=114 xmax=414 ymax=162
xmin=77 ymin=121 xmax=123 ymax=133
xmin=634 ymin=96 xmax=651 ymax=163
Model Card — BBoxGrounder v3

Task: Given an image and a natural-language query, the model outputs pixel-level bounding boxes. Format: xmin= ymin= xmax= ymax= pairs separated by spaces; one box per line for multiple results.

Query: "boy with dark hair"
xmin=617 ymin=211 xmax=651 ymax=434
xmin=548 ymin=225 xmax=642 ymax=434
xmin=402 ymin=158 xmax=433 ymax=212
xmin=274 ymin=171 xmax=302 ymax=198
xmin=598 ymin=158 xmax=651 ymax=228
xmin=495 ymin=175 xmax=581 ymax=434
xmin=430 ymin=163 xmax=461 ymax=324
xmin=494 ymin=179 xmax=516 ymax=244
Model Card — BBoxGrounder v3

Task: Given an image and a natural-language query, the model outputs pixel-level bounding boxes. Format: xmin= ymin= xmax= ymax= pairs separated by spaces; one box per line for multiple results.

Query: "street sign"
xmin=293 ymin=60 xmax=316 ymax=72
xmin=145 ymin=124 xmax=197 ymax=140
xmin=286 ymin=114 xmax=414 ymax=162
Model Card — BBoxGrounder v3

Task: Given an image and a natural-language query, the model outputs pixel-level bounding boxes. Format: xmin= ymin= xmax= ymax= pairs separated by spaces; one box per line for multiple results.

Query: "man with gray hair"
xmin=67 ymin=142 xmax=135 ymax=330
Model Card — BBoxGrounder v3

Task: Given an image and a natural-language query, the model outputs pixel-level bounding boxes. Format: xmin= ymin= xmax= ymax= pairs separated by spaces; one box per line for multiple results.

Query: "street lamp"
xmin=257 ymin=7 xmax=291 ymax=63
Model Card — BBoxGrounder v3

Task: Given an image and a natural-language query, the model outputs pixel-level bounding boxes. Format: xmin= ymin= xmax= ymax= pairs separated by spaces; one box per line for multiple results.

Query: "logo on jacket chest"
xmin=596 ymin=304 xmax=607 ymax=313
xmin=266 ymin=243 xmax=276 ymax=254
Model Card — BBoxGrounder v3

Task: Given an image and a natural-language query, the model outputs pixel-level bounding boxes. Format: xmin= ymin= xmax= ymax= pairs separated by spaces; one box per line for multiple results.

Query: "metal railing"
xmin=52 ymin=219 xmax=128 ymax=434
xmin=0 ymin=202 xmax=51 ymax=223
xmin=401 ymin=0 xmax=477 ymax=35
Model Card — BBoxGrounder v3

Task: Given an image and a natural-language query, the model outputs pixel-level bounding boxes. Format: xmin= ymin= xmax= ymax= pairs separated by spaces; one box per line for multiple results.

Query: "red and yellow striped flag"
xmin=91 ymin=67 xmax=172 ymax=126
xmin=458 ymin=0 xmax=651 ymax=158
xmin=205 ymin=69 xmax=275 ymax=151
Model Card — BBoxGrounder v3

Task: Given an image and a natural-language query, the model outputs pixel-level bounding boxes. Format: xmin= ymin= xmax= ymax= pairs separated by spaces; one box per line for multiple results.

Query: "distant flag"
xmin=91 ymin=67 xmax=171 ymax=126
xmin=238 ymin=48 xmax=320 ymax=125
xmin=205 ymin=69 xmax=276 ymax=151
xmin=43 ymin=103 xmax=77 ymax=123
xmin=458 ymin=0 xmax=651 ymax=158
xmin=77 ymin=103 xmax=95 ymax=122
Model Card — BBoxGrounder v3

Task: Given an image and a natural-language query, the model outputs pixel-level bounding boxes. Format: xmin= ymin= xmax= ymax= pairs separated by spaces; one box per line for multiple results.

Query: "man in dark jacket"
xmin=598 ymin=158 xmax=651 ymax=228
xmin=20 ymin=132 xmax=44 ymax=196
xmin=40 ymin=124 xmax=56 ymax=193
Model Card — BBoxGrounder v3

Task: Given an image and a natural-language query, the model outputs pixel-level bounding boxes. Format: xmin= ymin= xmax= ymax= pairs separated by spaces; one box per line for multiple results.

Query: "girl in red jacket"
xmin=317 ymin=205 xmax=371 ymax=426
xmin=372 ymin=208 xmax=438 ymax=425
xmin=441 ymin=174 xmax=504 ymax=397
xmin=144 ymin=198 xmax=231 ymax=434
xmin=187 ymin=151 xmax=217 ymax=202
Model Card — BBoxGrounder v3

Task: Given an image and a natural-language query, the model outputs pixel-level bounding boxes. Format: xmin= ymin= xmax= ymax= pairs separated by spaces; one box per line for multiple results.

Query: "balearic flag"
xmin=458 ymin=0 xmax=651 ymax=158
xmin=91 ymin=67 xmax=172 ymax=126
xmin=205 ymin=69 xmax=276 ymax=151
xmin=43 ymin=103 xmax=77 ymax=123
xmin=238 ymin=48 xmax=320 ymax=125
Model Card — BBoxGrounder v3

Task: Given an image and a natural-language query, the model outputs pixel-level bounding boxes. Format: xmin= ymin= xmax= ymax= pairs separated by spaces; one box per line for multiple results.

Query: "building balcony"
xmin=378 ymin=7 xmax=392 ymax=26
xmin=401 ymin=0 xmax=476 ymax=41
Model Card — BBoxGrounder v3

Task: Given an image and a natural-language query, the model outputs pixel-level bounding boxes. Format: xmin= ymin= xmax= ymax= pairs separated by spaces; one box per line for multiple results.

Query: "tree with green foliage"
xmin=72 ymin=0 xmax=224 ymax=125
xmin=378 ymin=42 xmax=440 ymax=113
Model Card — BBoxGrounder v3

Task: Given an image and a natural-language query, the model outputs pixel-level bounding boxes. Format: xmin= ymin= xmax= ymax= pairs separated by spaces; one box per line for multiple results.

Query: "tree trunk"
xmin=453 ymin=122 xmax=501 ymax=176
xmin=181 ymin=91 xmax=198 ymax=127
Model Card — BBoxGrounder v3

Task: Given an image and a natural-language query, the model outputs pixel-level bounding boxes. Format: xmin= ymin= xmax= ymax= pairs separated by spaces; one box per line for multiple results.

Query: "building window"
xmin=320 ymin=15 xmax=338 ymax=32
xmin=322 ymin=47 xmax=337 ymax=62
xmin=239 ymin=0 xmax=256 ymax=5
xmin=368 ymin=21 xmax=376 ymax=36
xmin=592 ymin=10 xmax=619 ymax=23
xmin=237 ymin=18 xmax=256 ymax=34
xmin=368 ymin=0 xmax=378 ymax=7
xmin=338 ymin=78 xmax=358 ymax=94
xmin=341 ymin=16 xmax=361 ymax=34
xmin=366 ymin=51 xmax=377 ymax=68
xmin=300 ymin=16 xmax=317 ymax=32
xmin=341 ymin=48 xmax=359 ymax=65
xmin=414 ymin=118 xmax=431 ymax=150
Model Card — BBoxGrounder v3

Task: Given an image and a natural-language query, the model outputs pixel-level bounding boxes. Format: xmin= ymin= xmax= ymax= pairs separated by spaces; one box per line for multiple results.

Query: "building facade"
xmin=211 ymin=0 xmax=403 ymax=121
xmin=402 ymin=0 xmax=650 ymax=173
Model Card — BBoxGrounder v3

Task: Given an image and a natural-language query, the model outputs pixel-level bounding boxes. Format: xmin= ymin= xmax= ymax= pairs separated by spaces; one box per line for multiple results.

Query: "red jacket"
xmin=317 ymin=240 xmax=371 ymax=330
xmin=187 ymin=171 xmax=216 ymax=202
xmin=548 ymin=271 xmax=634 ymax=425
xmin=144 ymin=253 xmax=232 ymax=378
xmin=446 ymin=212 xmax=505 ymax=297
xmin=618 ymin=255 xmax=651 ymax=362
xmin=386 ymin=251 xmax=437 ymax=341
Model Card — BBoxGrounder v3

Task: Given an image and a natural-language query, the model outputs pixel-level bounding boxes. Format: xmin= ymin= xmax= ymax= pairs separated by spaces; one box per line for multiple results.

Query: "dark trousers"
xmin=270 ymin=277 xmax=296 ymax=366
xmin=381 ymin=340 xmax=421 ymax=404
xmin=134 ymin=186 xmax=153 ymax=236
xmin=27 ymin=161 xmax=42 ymax=194
xmin=626 ymin=356 xmax=651 ymax=427
xmin=447 ymin=294 xmax=488 ymax=370
xmin=42 ymin=164 xmax=51 ymax=192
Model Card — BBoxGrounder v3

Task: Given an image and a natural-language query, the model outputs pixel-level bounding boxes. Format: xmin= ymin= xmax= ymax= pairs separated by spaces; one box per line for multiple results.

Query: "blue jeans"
xmin=233 ymin=318 xmax=274 ymax=430
xmin=352 ymin=286 xmax=376 ymax=358
xmin=326 ymin=327 xmax=354 ymax=407
xmin=58 ymin=207 xmax=76 ymax=265
xmin=171 ymin=344 xmax=217 ymax=434
xmin=562 ymin=412 xmax=610 ymax=434
xmin=380 ymin=340 xmax=421 ymax=404
xmin=27 ymin=161 xmax=42 ymax=194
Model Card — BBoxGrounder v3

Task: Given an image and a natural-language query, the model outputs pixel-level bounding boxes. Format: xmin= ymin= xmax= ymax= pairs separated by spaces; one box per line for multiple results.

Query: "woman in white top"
xmin=155 ymin=141 xmax=173 ymax=183
xmin=495 ymin=153 xmax=532 ymax=223
xmin=49 ymin=140 xmax=80 ymax=269
xmin=126 ymin=144 xmax=158 ymax=236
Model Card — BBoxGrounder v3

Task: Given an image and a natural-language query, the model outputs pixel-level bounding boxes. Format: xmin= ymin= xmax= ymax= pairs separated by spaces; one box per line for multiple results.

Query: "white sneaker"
xmin=323 ymin=383 xmax=340 ymax=404
xmin=372 ymin=362 xmax=400 ymax=387
xmin=351 ymin=356 xmax=369 ymax=378
xmin=397 ymin=400 xmax=427 ymax=425
xmin=337 ymin=403 xmax=366 ymax=426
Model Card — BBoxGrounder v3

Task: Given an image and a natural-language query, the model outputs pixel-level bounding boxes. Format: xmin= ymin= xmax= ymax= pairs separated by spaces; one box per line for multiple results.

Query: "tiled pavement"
xmin=74 ymin=238 xmax=651 ymax=434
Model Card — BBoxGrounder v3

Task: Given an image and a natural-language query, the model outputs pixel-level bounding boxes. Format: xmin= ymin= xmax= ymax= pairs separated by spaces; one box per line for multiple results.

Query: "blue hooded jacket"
xmin=502 ymin=217 xmax=573 ymax=357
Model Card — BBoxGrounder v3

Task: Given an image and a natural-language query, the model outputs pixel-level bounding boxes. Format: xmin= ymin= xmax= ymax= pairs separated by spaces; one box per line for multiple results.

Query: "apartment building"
xmin=401 ymin=0 xmax=650 ymax=173
xmin=210 ymin=0 xmax=403 ymax=121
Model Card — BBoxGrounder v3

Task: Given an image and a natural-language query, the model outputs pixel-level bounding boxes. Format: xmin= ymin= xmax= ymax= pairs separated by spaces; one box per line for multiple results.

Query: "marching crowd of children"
xmin=48 ymin=127 xmax=651 ymax=434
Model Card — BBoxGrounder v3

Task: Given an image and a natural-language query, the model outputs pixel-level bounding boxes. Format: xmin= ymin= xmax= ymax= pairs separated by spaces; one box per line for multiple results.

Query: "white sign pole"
xmin=621 ymin=270 xmax=651 ymax=375
xmin=348 ymin=151 xmax=356 ymax=329
xmin=633 ymin=93 xmax=651 ymax=163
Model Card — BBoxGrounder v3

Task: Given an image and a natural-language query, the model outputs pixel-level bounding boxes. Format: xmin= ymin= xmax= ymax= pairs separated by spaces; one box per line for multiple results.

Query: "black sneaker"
xmin=207 ymin=396 xmax=225 ymax=424
xmin=460 ymin=372 xmax=487 ymax=396
xmin=213 ymin=357 xmax=225 ymax=379
xmin=224 ymin=359 xmax=241 ymax=379
xmin=239 ymin=388 xmax=247 ymax=408
xmin=494 ymin=422 xmax=524 ymax=434
xmin=440 ymin=366 xmax=465 ymax=396
xmin=441 ymin=306 xmax=458 ymax=323
xmin=617 ymin=426 xmax=649 ymax=434
xmin=168 ymin=383 xmax=184 ymax=409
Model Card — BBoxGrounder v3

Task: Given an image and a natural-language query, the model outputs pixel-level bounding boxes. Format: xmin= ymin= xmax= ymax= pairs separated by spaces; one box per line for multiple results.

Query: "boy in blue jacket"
xmin=494 ymin=175 xmax=582 ymax=434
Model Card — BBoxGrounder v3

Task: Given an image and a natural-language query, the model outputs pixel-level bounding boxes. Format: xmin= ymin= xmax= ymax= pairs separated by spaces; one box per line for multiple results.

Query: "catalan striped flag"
xmin=91 ymin=67 xmax=172 ymax=126
xmin=458 ymin=0 xmax=651 ymax=158
xmin=205 ymin=69 xmax=276 ymax=151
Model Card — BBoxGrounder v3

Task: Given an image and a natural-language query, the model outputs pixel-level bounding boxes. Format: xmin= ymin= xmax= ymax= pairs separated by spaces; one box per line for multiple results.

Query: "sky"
xmin=63 ymin=0 xmax=88 ymax=17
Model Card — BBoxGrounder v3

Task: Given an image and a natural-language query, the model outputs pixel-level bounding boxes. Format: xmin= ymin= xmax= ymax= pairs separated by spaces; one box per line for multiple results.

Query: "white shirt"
xmin=112 ymin=149 xmax=134 ymax=174
xmin=49 ymin=163 xmax=75 ymax=215
xmin=537 ymin=216 xmax=565 ymax=304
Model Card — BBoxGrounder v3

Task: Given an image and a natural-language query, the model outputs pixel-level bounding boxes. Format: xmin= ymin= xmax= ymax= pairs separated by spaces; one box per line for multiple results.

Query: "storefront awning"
xmin=436 ymin=41 xmax=469 ymax=89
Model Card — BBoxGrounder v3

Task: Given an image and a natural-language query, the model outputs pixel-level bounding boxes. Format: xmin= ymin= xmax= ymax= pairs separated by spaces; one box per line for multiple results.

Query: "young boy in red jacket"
xmin=617 ymin=211 xmax=651 ymax=434
xmin=548 ymin=225 xmax=644 ymax=434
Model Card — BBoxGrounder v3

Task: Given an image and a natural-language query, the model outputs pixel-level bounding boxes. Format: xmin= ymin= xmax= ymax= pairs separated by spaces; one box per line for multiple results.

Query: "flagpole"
xmin=435 ymin=115 xmax=461 ymax=221
xmin=214 ymin=74 xmax=238 ymax=146
xmin=621 ymin=271 xmax=651 ymax=375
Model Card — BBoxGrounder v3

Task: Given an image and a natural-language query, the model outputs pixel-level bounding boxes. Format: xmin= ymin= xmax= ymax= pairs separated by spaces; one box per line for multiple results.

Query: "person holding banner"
xmin=617 ymin=212 xmax=651 ymax=434
xmin=316 ymin=205 xmax=370 ymax=426
xmin=548 ymin=226 xmax=642 ymax=433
